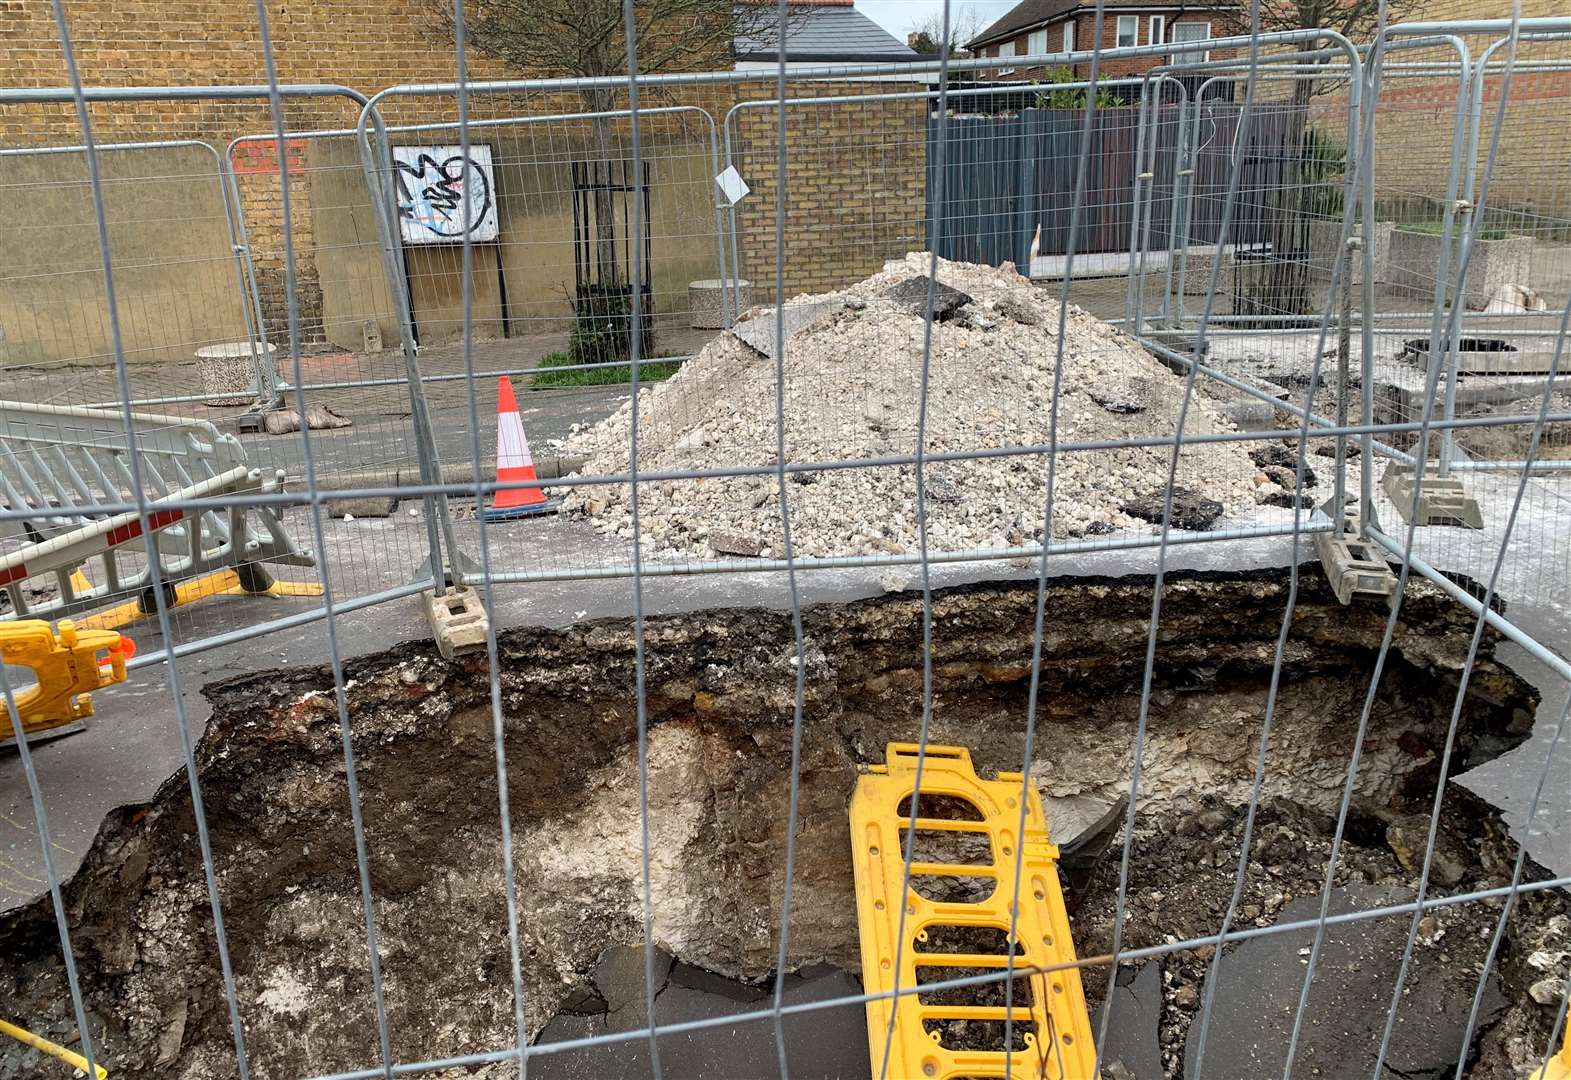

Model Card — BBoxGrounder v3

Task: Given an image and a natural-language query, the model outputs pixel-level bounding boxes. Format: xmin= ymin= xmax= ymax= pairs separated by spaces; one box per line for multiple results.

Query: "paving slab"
xmin=729 ymin=298 xmax=846 ymax=362
xmin=1182 ymin=884 xmax=1506 ymax=1080
xmin=532 ymin=945 xmax=868 ymax=1080
xmin=1092 ymin=961 xmax=1164 ymax=1080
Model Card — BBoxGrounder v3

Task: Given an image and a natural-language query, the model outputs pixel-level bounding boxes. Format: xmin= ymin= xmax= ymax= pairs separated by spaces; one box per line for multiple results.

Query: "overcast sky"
xmin=854 ymin=1 xmax=1019 ymax=42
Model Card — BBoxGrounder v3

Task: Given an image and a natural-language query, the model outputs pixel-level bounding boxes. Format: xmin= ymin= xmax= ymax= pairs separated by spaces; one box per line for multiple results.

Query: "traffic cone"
xmin=483 ymin=376 xmax=559 ymax=521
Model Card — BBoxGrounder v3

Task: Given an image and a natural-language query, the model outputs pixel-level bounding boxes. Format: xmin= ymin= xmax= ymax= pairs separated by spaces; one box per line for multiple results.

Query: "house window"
xmin=1028 ymin=28 xmax=1048 ymax=56
xmin=1148 ymin=15 xmax=1166 ymax=48
xmin=1116 ymin=15 xmax=1139 ymax=48
xmin=1171 ymin=21 xmax=1212 ymax=63
xmin=999 ymin=40 xmax=1016 ymax=58
xmin=1062 ymin=22 xmax=1075 ymax=52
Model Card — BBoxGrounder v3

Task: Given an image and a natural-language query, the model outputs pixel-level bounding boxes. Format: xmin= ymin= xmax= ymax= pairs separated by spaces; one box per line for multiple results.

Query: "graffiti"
xmin=392 ymin=144 xmax=498 ymax=244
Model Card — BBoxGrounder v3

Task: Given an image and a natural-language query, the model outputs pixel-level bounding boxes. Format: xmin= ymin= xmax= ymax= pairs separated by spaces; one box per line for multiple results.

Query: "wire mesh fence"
xmin=0 ymin=6 xmax=1568 ymax=1080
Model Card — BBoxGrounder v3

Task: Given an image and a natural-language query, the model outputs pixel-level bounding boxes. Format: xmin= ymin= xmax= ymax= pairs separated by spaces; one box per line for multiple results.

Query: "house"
xmin=733 ymin=0 xmax=921 ymax=75
xmin=965 ymin=0 xmax=1242 ymax=82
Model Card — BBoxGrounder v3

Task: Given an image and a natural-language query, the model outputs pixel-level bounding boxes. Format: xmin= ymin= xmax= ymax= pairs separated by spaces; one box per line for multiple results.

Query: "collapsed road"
xmin=3 ymin=568 xmax=1567 ymax=1079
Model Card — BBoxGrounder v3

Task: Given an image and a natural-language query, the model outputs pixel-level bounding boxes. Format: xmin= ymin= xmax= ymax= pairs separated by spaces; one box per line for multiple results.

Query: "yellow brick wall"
xmin=0 ymin=2 xmax=749 ymax=352
xmin=0 ymin=0 xmax=934 ymax=349
xmin=732 ymin=81 xmax=931 ymax=298
xmin=1313 ymin=2 xmax=1571 ymax=222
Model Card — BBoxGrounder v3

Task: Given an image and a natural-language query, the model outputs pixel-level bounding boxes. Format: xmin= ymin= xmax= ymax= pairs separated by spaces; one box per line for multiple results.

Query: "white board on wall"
xmin=392 ymin=144 xmax=499 ymax=244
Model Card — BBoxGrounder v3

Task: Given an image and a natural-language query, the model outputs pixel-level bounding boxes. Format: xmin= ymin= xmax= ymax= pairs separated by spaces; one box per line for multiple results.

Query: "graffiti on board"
xmin=392 ymin=145 xmax=499 ymax=244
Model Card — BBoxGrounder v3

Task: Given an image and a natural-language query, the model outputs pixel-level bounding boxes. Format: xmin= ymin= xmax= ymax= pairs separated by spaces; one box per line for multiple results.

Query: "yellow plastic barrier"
xmin=0 ymin=619 xmax=131 ymax=740
xmin=0 ymin=1016 xmax=108 ymax=1078
xmin=73 ymin=567 xmax=323 ymax=633
xmin=1533 ymin=1025 xmax=1571 ymax=1080
xmin=850 ymin=743 xmax=1096 ymax=1079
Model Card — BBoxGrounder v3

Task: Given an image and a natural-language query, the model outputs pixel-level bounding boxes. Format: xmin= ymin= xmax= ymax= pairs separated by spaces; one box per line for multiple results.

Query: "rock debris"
xmin=562 ymin=254 xmax=1270 ymax=560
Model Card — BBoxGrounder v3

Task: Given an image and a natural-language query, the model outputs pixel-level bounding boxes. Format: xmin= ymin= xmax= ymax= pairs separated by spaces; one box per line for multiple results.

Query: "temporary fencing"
xmin=0 ymin=7 xmax=1568 ymax=1080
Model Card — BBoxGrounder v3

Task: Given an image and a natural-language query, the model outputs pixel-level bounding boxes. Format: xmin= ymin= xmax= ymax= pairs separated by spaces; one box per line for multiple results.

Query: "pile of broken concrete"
xmin=562 ymin=254 xmax=1284 ymax=561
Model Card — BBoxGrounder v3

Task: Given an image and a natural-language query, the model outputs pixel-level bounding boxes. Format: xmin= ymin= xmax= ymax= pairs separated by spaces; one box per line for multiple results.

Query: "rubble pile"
xmin=563 ymin=254 xmax=1286 ymax=559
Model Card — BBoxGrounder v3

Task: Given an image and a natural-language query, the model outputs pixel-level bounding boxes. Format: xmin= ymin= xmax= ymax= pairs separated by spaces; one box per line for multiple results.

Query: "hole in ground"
xmin=921 ymin=1017 xmax=1034 ymax=1053
xmin=915 ymin=925 xmax=1017 ymax=955
xmin=901 ymin=828 xmax=993 ymax=866
xmin=0 ymin=569 xmax=1545 ymax=1080
xmin=917 ymin=965 xmax=1037 ymax=1007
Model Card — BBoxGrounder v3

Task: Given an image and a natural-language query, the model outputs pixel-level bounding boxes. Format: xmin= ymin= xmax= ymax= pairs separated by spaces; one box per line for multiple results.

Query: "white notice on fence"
xmin=715 ymin=165 xmax=750 ymax=207
xmin=393 ymin=144 xmax=499 ymax=244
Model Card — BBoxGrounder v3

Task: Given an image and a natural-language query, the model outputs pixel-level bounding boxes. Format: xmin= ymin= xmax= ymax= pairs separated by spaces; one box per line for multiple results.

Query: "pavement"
xmin=1180 ymin=883 xmax=1506 ymax=1079
xmin=0 ymin=322 xmax=718 ymax=492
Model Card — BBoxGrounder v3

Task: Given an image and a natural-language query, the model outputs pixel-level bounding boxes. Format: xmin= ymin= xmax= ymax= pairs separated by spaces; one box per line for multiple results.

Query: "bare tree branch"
xmin=906 ymin=5 xmax=988 ymax=56
xmin=444 ymin=0 xmax=809 ymax=89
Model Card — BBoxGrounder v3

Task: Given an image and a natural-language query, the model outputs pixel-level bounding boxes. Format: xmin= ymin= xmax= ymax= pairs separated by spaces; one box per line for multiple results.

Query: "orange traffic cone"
xmin=483 ymin=376 xmax=559 ymax=521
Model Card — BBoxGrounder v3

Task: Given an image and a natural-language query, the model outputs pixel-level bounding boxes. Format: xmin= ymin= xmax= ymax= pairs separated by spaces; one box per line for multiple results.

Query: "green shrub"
xmin=1300 ymin=128 xmax=1347 ymax=220
xmin=1033 ymin=68 xmax=1129 ymax=110
xmin=529 ymin=350 xmax=681 ymax=389
xmin=569 ymin=285 xmax=655 ymax=367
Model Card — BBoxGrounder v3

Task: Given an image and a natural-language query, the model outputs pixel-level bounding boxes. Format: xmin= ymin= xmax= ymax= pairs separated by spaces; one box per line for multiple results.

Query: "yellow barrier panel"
xmin=850 ymin=742 xmax=1096 ymax=1079
xmin=1533 ymin=1025 xmax=1571 ymax=1080
xmin=0 ymin=1016 xmax=108 ymax=1078
xmin=0 ymin=619 xmax=131 ymax=739
xmin=74 ymin=567 xmax=324 ymax=633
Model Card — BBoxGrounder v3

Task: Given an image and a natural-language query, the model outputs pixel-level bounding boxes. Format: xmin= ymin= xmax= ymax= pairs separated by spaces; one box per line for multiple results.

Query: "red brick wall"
xmin=974 ymin=9 xmax=1244 ymax=82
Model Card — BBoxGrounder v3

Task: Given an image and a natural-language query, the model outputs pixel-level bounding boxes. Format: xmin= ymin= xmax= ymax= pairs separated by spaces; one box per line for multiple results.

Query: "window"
xmin=1171 ymin=21 xmax=1212 ymax=63
xmin=1028 ymin=28 xmax=1048 ymax=56
xmin=1148 ymin=15 xmax=1166 ymax=47
xmin=998 ymin=40 xmax=1016 ymax=58
xmin=1062 ymin=22 xmax=1075 ymax=52
xmin=1116 ymin=15 xmax=1139 ymax=47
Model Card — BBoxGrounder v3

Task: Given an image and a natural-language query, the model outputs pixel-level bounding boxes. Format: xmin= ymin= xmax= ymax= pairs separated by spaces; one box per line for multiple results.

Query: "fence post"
xmin=355 ymin=104 xmax=457 ymax=593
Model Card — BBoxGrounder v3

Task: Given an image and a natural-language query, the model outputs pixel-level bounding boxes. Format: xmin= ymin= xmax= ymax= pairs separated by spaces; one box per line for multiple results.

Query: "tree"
xmin=448 ymin=0 xmax=802 ymax=287
xmin=1254 ymin=0 xmax=1425 ymax=105
xmin=905 ymin=6 xmax=987 ymax=58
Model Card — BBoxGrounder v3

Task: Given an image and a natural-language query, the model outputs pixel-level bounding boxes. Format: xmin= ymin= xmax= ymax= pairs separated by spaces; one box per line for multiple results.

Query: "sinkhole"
xmin=1 ymin=568 xmax=1560 ymax=1080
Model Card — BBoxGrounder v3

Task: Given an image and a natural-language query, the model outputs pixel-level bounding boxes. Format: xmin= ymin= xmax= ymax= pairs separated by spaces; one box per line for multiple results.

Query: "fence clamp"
xmin=1453 ymin=199 xmax=1474 ymax=214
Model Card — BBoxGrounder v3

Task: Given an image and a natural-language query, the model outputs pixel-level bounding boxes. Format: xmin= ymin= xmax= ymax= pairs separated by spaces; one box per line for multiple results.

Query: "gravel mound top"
xmin=562 ymin=254 xmax=1266 ymax=560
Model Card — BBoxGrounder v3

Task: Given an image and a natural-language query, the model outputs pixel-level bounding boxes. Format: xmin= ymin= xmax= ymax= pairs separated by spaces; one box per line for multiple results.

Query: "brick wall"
xmin=0 ymin=2 xmax=744 ymax=356
xmin=731 ymin=81 xmax=931 ymax=298
xmin=973 ymin=9 xmax=1244 ymax=83
xmin=1307 ymin=1 xmax=1571 ymax=222
xmin=1 ymin=1 xmax=931 ymax=358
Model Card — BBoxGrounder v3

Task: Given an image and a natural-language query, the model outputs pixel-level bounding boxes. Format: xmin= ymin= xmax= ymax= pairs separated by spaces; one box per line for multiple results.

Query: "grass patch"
xmin=527 ymin=350 xmax=682 ymax=389
xmin=1398 ymin=220 xmax=1516 ymax=241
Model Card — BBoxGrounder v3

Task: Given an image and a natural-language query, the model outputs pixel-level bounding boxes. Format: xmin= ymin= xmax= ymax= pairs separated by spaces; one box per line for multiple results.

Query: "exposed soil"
xmin=0 ymin=569 xmax=1560 ymax=1080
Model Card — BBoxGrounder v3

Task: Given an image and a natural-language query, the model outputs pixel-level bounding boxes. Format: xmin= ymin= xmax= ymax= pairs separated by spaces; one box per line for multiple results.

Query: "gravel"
xmin=562 ymin=254 xmax=1270 ymax=560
